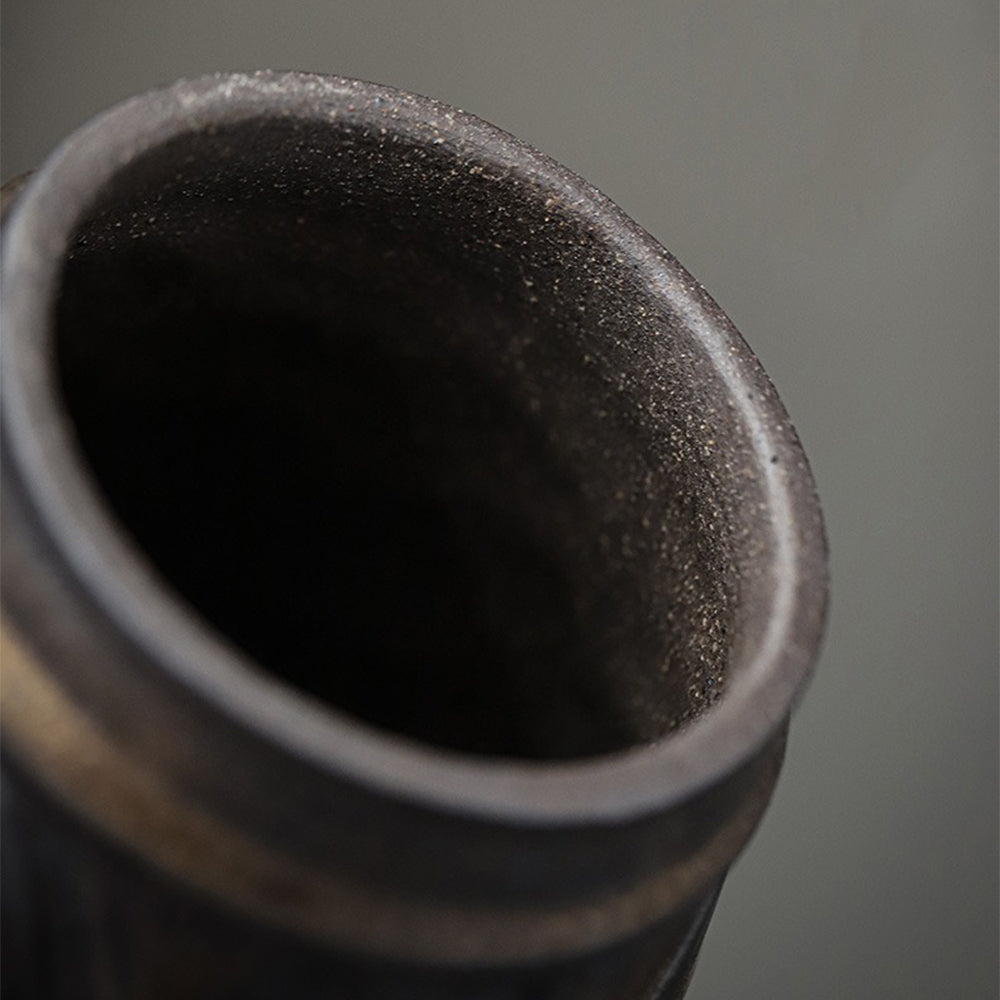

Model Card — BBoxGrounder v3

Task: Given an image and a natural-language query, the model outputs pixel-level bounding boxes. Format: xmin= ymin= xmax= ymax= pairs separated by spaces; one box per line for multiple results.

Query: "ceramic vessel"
xmin=0 ymin=72 xmax=827 ymax=999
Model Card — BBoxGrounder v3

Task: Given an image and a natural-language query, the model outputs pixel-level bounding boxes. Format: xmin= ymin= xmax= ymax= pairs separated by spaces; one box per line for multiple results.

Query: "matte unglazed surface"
xmin=5 ymin=9 xmax=995 ymax=999
xmin=1 ymin=72 xmax=827 ymax=999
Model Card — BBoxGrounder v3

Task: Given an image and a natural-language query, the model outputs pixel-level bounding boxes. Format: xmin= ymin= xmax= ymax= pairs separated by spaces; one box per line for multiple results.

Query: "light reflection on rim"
xmin=0 ymin=71 xmax=827 ymax=824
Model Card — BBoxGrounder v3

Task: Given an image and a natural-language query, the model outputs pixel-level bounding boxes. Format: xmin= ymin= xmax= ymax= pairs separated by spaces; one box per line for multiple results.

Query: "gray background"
xmin=2 ymin=2 xmax=996 ymax=997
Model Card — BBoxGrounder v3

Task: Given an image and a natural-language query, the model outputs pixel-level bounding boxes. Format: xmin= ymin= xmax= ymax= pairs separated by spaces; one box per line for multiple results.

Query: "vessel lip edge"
xmin=0 ymin=70 xmax=828 ymax=827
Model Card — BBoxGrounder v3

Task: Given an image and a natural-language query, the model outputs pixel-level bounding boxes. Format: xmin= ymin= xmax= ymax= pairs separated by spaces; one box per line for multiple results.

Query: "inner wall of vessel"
xmin=53 ymin=116 xmax=739 ymax=760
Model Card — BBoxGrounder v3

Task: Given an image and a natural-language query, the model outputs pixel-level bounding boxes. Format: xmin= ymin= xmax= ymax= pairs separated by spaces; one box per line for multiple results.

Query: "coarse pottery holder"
xmin=0 ymin=71 xmax=828 ymax=999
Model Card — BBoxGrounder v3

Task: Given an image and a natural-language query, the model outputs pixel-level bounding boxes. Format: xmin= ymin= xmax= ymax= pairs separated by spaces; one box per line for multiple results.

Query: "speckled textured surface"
xmin=1 ymin=73 xmax=826 ymax=997
xmin=55 ymin=107 xmax=742 ymax=757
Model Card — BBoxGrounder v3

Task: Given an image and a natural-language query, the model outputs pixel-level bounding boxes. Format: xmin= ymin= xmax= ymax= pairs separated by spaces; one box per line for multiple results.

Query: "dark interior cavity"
xmin=54 ymin=117 xmax=736 ymax=760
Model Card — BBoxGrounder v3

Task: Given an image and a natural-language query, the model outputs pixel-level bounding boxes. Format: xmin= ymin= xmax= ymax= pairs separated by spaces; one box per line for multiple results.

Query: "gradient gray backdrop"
xmin=2 ymin=3 xmax=997 ymax=997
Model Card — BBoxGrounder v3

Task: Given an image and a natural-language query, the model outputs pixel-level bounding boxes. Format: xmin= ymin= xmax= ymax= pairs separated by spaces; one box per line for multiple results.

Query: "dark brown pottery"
xmin=0 ymin=71 xmax=828 ymax=999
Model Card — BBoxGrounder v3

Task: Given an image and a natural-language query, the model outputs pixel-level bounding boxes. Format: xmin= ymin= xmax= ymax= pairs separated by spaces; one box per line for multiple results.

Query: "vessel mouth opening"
xmin=51 ymin=114 xmax=744 ymax=761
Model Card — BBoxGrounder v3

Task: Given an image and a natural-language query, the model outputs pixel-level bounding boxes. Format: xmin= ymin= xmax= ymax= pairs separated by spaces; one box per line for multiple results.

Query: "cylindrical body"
xmin=0 ymin=72 xmax=827 ymax=999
